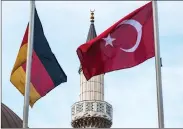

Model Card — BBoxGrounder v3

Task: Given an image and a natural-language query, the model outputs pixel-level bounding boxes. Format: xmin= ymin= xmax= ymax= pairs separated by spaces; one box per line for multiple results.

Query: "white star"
xmin=102 ymin=34 xmax=116 ymax=47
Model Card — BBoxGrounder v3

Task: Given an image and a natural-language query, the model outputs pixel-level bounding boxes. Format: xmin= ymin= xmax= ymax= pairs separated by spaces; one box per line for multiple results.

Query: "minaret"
xmin=71 ymin=10 xmax=113 ymax=128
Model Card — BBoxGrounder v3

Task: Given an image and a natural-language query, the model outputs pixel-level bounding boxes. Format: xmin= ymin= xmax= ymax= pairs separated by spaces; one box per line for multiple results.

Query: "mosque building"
xmin=1 ymin=103 xmax=23 ymax=128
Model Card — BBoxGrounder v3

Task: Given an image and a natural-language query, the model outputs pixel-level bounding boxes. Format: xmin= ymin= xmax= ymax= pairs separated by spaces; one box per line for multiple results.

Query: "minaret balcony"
xmin=71 ymin=100 xmax=113 ymax=122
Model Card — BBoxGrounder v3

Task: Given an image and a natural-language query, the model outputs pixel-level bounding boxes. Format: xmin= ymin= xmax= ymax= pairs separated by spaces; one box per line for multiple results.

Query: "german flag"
xmin=10 ymin=8 xmax=67 ymax=107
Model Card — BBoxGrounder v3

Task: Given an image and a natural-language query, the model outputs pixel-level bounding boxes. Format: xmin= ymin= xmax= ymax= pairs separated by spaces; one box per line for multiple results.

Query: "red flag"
xmin=77 ymin=2 xmax=154 ymax=80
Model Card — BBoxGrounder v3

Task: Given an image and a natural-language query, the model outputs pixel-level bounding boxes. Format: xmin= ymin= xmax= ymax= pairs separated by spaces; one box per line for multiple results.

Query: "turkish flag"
xmin=77 ymin=2 xmax=154 ymax=80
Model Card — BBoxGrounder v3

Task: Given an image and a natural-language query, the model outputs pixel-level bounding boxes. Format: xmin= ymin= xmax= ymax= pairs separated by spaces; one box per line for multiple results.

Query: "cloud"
xmin=157 ymin=1 xmax=183 ymax=37
xmin=104 ymin=64 xmax=183 ymax=128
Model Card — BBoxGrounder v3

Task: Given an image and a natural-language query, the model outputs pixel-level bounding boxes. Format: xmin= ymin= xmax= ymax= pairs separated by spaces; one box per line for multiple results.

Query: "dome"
xmin=1 ymin=103 xmax=23 ymax=128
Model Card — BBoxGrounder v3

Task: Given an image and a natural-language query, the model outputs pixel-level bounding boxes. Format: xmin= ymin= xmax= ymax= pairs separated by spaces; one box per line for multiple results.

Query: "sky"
xmin=2 ymin=1 xmax=183 ymax=128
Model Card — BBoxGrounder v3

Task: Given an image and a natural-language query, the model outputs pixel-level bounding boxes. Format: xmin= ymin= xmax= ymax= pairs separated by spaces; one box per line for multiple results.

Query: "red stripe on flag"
xmin=22 ymin=50 xmax=55 ymax=97
xmin=21 ymin=24 xmax=29 ymax=47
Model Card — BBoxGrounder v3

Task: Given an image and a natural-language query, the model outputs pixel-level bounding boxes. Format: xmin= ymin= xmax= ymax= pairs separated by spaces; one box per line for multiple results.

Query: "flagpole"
xmin=152 ymin=1 xmax=165 ymax=128
xmin=23 ymin=0 xmax=35 ymax=128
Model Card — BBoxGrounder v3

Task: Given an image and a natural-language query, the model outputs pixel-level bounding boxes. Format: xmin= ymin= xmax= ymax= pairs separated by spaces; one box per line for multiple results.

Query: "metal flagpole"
xmin=152 ymin=1 xmax=165 ymax=128
xmin=23 ymin=0 xmax=35 ymax=128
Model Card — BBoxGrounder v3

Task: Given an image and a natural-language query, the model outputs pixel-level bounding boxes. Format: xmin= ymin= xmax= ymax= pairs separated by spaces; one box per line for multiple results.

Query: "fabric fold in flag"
xmin=10 ymin=8 xmax=67 ymax=107
xmin=77 ymin=2 xmax=154 ymax=80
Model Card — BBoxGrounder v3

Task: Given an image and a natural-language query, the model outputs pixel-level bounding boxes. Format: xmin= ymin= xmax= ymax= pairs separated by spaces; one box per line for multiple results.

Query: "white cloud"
xmin=104 ymin=64 xmax=183 ymax=128
xmin=157 ymin=2 xmax=183 ymax=37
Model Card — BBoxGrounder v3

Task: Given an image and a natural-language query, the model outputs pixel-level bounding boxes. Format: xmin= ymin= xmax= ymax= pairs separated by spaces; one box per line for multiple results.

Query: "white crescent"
xmin=117 ymin=19 xmax=142 ymax=53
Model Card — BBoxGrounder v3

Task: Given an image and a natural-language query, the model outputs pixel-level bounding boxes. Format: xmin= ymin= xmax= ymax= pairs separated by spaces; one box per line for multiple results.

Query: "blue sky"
xmin=2 ymin=1 xmax=183 ymax=128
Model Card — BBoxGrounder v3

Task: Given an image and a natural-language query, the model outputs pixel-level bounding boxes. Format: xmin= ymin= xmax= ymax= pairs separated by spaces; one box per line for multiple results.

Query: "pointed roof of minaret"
xmin=78 ymin=10 xmax=97 ymax=74
xmin=86 ymin=10 xmax=97 ymax=42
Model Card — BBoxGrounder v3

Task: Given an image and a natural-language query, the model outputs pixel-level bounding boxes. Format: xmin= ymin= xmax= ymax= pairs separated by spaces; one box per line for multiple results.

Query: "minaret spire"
xmin=78 ymin=10 xmax=97 ymax=74
xmin=90 ymin=9 xmax=95 ymax=22
xmin=71 ymin=10 xmax=113 ymax=128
